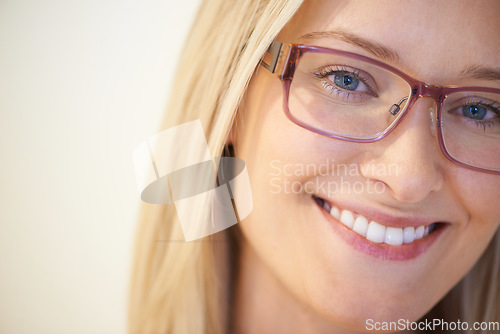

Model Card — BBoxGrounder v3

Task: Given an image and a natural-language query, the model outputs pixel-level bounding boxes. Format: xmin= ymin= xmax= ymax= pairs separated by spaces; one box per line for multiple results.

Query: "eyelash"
xmin=312 ymin=65 xmax=376 ymax=99
xmin=463 ymin=98 xmax=500 ymax=113
xmin=310 ymin=66 xmax=500 ymax=132
xmin=461 ymin=97 xmax=500 ymax=130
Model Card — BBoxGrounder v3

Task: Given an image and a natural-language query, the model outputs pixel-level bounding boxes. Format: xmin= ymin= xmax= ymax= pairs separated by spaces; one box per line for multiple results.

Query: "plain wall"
xmin=0 ymin=0 xmax=200 ymax=333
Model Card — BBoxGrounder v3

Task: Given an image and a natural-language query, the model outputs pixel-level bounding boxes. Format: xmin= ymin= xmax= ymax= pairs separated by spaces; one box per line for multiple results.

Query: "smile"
xmin=313 ymin=195 xmax=446 ymax=260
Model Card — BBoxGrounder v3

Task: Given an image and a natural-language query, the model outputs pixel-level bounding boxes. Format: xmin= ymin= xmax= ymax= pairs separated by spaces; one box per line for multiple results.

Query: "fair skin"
xmin=232 ymin=0 xmax=500 ymax=333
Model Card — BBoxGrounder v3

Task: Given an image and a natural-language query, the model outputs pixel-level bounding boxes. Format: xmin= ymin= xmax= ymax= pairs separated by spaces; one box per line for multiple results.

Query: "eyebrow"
xmin=462 ymin=65 xmax=500 ymax=82
xmin=298 ymin=30 xmax=401 ymax=63
xmin=299 ymin=30 xmax=500 ymax=83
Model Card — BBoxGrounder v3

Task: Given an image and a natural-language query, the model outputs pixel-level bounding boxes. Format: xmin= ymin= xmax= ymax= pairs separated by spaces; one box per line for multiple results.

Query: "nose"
xmin=360 ymin=99 xmax=445 ymax=203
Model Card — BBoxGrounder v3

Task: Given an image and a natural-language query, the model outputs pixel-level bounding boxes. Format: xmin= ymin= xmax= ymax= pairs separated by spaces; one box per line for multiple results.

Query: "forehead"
xmin=280 ymin=0 xmax=500 ymax=84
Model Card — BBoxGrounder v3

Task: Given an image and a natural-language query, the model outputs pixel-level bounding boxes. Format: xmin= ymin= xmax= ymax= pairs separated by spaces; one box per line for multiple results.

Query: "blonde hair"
xmin=128 ymin=1 xmax=500 ymax=333
xmin=129 ymin=1 xmax=303 ymax=333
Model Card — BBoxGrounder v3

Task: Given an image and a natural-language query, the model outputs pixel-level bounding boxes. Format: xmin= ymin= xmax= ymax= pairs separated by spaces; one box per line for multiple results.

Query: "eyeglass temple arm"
xmin=261 ymin=40 xmax=284 ymax=74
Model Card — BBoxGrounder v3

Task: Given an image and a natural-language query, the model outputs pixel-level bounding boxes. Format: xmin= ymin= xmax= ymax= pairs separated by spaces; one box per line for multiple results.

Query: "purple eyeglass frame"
xmin=261 ymin=40 xmax=500 ymax=175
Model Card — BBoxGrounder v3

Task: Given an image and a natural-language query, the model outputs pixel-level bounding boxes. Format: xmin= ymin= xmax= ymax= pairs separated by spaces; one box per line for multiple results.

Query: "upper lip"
xmin=317 ymin=195 xmax=449 ymax=228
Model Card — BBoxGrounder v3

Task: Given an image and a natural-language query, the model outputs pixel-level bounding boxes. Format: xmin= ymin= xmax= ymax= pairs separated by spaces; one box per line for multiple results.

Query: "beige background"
xmin=0 ymin=0 xmax=200 ymax=333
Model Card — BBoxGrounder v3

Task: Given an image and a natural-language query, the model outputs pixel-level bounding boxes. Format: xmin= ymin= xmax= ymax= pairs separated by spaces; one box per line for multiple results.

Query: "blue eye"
xmin=312 ymin=65 xmax=377 ymax=100
xmin=334 ymin=73 xmax=359 ymax=91
xmin=463 ymin=105 xmax=487 ymax=120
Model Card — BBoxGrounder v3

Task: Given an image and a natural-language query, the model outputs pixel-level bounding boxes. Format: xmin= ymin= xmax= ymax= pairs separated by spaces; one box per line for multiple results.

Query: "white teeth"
xmin=330 ymin=206 xmax=340 ymax=220
xmin=352 ymin=216 xmax=369 ymax=237
xmin=403 ymin=227 xmax=415 ymax=244
xmin=415 ymin=226 xmax=425 ymax=240
xmin=326 ymin=203 xmax=434 ymax=246
xmin=385 ymin=227 xmax=403 ymax=246
xmin=366 ymin=221 xmax=386 ymax=243
xmin=339 ymin=210 xmax=355 ymax=229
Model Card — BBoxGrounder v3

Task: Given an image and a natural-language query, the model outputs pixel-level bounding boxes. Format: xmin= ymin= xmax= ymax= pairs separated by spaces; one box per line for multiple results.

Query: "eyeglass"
xmin=261 ymin=40 xmax=500 ymax=175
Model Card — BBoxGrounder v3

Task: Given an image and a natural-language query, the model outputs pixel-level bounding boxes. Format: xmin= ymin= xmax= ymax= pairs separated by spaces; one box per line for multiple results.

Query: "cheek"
xmin=236 ymin=69 xmax=364 ymax=168
xmin=235 ymin=73 xmax=404 ymax=326
xmin=452 ymin=172 xmax=500 ymax=226
xmin=236 ymin=73 xmax=365 ymax=252
xmin=433 ymin=172 xmax=500 ymax=293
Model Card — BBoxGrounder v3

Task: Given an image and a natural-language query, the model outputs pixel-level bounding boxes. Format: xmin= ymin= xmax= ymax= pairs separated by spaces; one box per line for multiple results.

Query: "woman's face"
xmin=235 ymin=0 xmax=500 ymax=331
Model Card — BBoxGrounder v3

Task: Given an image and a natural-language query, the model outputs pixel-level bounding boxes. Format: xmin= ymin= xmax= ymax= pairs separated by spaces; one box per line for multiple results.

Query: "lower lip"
xmin=314 ymin=199 xmax=446 ymax=261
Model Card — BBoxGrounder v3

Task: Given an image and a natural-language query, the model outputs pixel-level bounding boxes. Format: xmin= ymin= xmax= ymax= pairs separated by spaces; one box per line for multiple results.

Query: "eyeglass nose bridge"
xmin=390 ymin=83 xmax=446 ymax=118
xmin=400 ymin=83 xmax=446 ymax=129
xmin=415 ymin=83 xmax=447 ymax=104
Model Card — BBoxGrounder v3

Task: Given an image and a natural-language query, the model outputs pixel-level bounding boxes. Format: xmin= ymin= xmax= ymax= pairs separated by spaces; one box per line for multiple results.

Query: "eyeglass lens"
xmin=288 ymin=52 xmax=500 ymax=172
